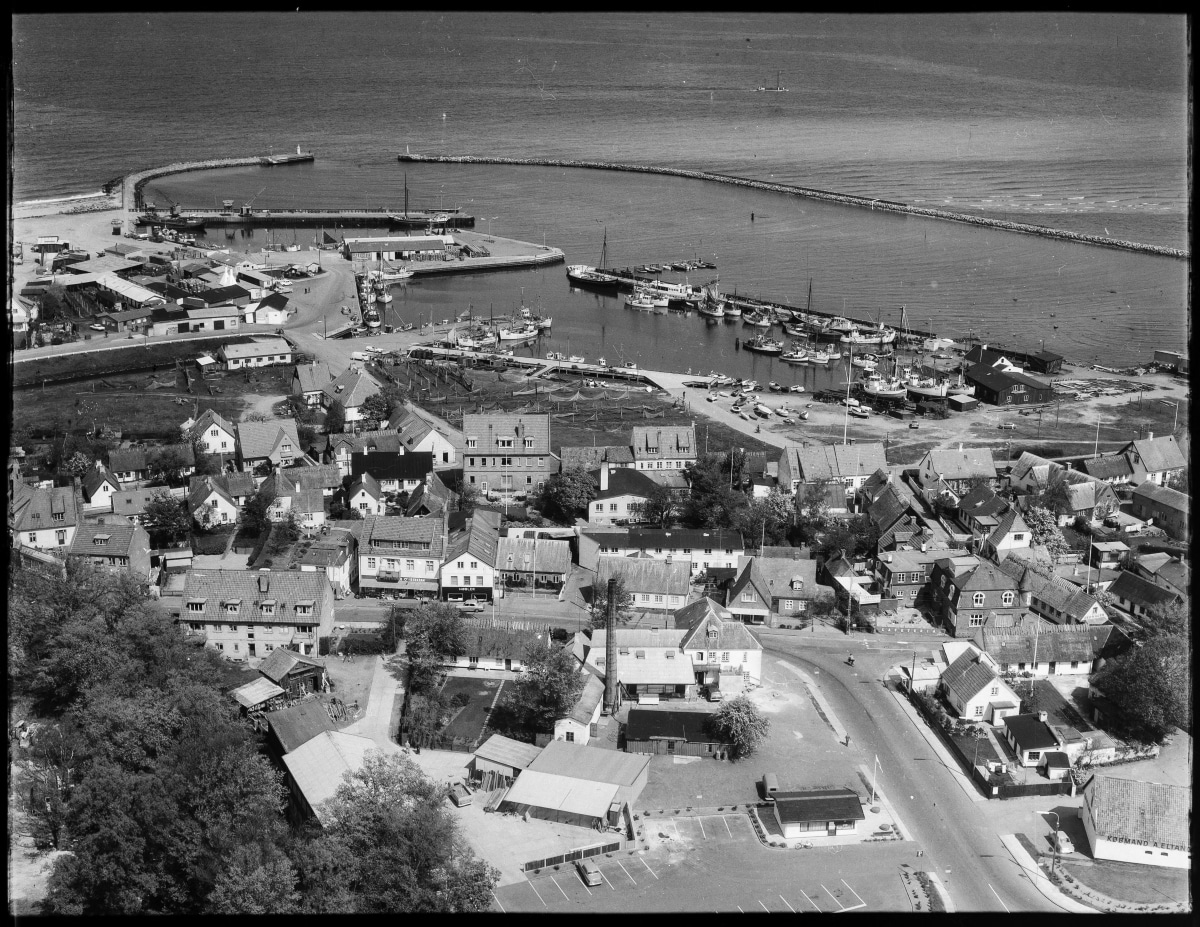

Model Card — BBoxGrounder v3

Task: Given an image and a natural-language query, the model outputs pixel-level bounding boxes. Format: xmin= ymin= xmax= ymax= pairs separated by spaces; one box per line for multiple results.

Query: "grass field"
xmin=13 ymin=336 xmax=255 ymax=388
xmin=437 ymin=675 xmax=505 ymax=747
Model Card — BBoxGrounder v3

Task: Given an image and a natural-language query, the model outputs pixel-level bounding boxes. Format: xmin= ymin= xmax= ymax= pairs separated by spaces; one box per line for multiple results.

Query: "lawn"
xmin=190 ymin=526 xmax=234 ymax=556
xmin=13 ymin=337 xmax=250 ymax=388
xmin=437 ymin=675 xmax=505 ymax=748
xmin=1060 ymin=856 xmax=1190 ymax=907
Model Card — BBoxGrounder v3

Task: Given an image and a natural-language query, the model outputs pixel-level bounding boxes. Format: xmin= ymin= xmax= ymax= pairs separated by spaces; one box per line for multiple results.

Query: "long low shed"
xmin=500 ymin=770 xmax=620 ymax=829
xmin=623 ymin=707 xmax=731 ymax=758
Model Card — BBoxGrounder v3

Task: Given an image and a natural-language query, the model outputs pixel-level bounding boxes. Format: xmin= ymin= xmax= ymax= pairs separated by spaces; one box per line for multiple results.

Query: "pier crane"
xmin=240 ymin=186 xmax=267 ymax=217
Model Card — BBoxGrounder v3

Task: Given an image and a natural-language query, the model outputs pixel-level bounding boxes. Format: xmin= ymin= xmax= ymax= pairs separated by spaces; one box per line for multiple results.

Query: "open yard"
xmin=632 ymin=656 xmax=862 ymax=812
xmin=1060 ymin=856 xmax=1191 ymax=908
xmin=437 ymin=675 xmax=506 ymax=748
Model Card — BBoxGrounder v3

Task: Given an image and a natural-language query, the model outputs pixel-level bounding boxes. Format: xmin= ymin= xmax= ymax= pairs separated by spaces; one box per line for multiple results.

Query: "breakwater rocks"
xmin=401 ymin=155 xmax=1188 ymax=260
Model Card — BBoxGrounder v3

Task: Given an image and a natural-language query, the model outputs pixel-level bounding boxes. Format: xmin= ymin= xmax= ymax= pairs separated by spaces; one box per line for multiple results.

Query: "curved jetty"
xmin=398 ymin=154 xmax=1187 ymax=260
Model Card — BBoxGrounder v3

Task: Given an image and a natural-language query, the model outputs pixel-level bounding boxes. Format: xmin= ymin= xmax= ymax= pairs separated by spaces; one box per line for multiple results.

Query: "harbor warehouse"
xmin=341 ymin=236 xmax=451 ymax=262
xmin=964 ymin=364 xmax=1054 ymax=406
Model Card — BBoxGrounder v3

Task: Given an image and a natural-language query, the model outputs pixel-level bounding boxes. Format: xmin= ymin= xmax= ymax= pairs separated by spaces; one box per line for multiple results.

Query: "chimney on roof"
xmin=602 ymin=578 xmax=619 ymax=716
xmin=1147 ymin=431 xmax=1153 ymax=441
xmin=258 ymin=573 xmax=269 ymax=593
xmin=600 ymin=463 xmax=609 ymax=492
xmin=958 ymin=443 xmax=963 ymax=452
xmin=1037 ymin=710 xmax=1048 ymax=724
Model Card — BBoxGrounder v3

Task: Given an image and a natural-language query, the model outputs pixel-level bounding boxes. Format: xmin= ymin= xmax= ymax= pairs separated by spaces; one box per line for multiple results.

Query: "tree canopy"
xmin=402 ymin=604 xmax=468 ymax=694
xmin=537 ymin=467 xmax=597 ymax=522
xmin=144 ymin=490 xmax=190 ymax=542
xmin=324 ymin=399 xmax=347 ymax=435
xmin=707 ymin=694 xmax=770 ymax=759
xmin=489 ymin=640 xmax=584 ymax=742
xmin=1091 ymin=633 xmax=1190 ymax=743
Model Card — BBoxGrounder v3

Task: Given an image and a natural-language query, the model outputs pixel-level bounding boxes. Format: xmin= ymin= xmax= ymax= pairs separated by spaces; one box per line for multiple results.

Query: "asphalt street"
xmin=758 ymin=629 xmax=1060 ymax=913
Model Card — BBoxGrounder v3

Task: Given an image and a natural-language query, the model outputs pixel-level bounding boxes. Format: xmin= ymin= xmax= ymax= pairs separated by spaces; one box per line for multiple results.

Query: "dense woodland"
xmin=8 ymin=558 xmax=497 ymax=914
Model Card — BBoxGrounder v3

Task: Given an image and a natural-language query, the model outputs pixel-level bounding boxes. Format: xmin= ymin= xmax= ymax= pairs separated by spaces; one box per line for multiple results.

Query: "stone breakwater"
xmin=400 ymin=155 xmax=1188 ymax=260
xmin=123 ymin=156 xmax=265 ymax=212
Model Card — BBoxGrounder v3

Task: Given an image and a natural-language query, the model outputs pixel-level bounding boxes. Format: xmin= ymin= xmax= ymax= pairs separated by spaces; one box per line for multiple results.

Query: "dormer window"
xmin=260 ymin=601 xmax=276 ymax=616
xmin=634 ymin=650 xmax=646 ymax=660
xmin=295 ymin=601 xmax=314 ymax=617
xmin=523 ymin=438 xmax=534 ymax=448
xmin=1001 ymin=592 xmax=1014 ymax=607
xmin=972 ymin=592 xmax=985 ymax=607
xmin=224 ymin=600 xmax=241 ymax=615
xmin=186 ymin=599 xmax=206 ymax=612
xmin=497 ymin=438 xmax=513 ymax=449
xmin=93 ymin=534 xmax=110 ymax=545
xmin=53 ymin=512 xmax=64 ymax=522
xmin=466 ymin=438 xmax=477 ymax=449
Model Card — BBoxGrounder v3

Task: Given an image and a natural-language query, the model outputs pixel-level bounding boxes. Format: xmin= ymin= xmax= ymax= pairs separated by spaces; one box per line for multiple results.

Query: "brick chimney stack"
xmin=602 ymin=578 xmax=619 ymax=715
xmin=600 ymin=462 xmax=610 ymax=492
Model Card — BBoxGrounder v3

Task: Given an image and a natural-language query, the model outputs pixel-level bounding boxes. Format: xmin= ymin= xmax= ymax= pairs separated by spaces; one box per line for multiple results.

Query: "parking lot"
xmin=491 ymin=812 xmax=917 ymax=912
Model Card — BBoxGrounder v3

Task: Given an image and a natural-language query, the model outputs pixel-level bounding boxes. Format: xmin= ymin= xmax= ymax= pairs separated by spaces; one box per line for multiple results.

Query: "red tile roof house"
xmin=107 ymin=448 xmax=150 ymax=485
xmin=1129 ymin=481 xmax=1189 ymax=540
xmin=10 ymin=481 xmax=84 ymax=552
xmin=725 ymin=555 xmax=827 ymax=627
xmin=67 ymin=521 xmax=153 ymax=582
xmin=1117 ymin=434 xmax=1187 ymax=487
xmin=915 ymin=446 xmax=999 ymax=504
xmin=81 ymin=460 xmax=122 ymax=510
xmin=237 ymin=419 xmax=301 ymax=474
xmin=180 ymin=569 xmax=335 ymax=660
xmin=777 ymin=443 xmax=888 ymax=512
xmin=930 ymin=555 xmax=1024 ymax=638
xmin=291 ymin=362 xmax=332 ymax=408
xmin=1105 ymin=570 xmax=1184 ymax=621
xmin=938 ymin=646 xmax=1021 ymax=723
xmin=358 ymin=514 xmax=446 ymax=600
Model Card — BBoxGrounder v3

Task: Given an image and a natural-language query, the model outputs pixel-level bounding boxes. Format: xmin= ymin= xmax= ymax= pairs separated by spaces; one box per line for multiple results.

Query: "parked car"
xmin=576 ymin=859 xmax=603 ymax=887
xmin=456 ymin=600 xmax=485 ymax=613
xmin=998 ymin=423 xmax=1016 ymax=430
xmin=448 ymin=782 xmax=473 ymax=807
xmin=909 ymin=422 xmax=920 ymax=429
xmin=1055 ymin=832 xmax=1074 ymax=854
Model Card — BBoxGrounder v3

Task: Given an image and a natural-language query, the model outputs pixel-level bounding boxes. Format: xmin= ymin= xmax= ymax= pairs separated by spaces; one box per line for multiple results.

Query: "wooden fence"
xmin=524 ymin=839 xmax=624 ymax=873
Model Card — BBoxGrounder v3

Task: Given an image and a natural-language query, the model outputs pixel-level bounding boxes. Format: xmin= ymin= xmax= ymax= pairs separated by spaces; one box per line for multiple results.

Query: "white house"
xmin=938 ymin=645 xmax=1021 ymax=723
xmin=322 ymin=367 xmax=380 ymax=427
xmin=188 ymin=409 xmax=238 ymax=456
xmin=243 ymin=292 xmax=290 ymax=326
xmin=440 ymin=510 xmax=500 ymax=603
xmin=630 ymin=425 xmax=697 ymax=472
xmin=554 ymin=674 xmax=605 ymax=746
xmin=596 ymin=555 xmax=690 ymax=612
xmin=358 ymin=514 xmax=446 ymax=600
xmin=348 ymin=473 xmax=386 ymax=516
xmin=10 ymin=481 xmax=83 ymax=552
xmin=588 ymin=465 xmax=660 ymax=526
xmin=389 ymin=406 xmax=459 ymax=467
xmin=81 ymin=461 xmax=122 ymax=509
xmin=188 ymin=476 xmax=241 ymax=528
xmin=218 ymin=337 xmax=294 ymax=371
xmin=1081 ymin=775 xmax=1190 ymax=870
xmin=675 ymin=597 xmax=764 ymax=689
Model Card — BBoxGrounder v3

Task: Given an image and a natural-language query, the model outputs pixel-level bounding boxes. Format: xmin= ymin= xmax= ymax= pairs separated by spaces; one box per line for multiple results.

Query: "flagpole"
xmin=871 ymin=755 xmax=879 ymax=804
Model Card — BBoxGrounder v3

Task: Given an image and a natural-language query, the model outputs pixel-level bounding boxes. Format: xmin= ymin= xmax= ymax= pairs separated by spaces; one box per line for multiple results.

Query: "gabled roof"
xmin=293 ymin=362 xmax=332 ymax=393
xmin=237 ymin=419 xmax=301 ymax=462
xmin=677 ymin=599 xmax=762 ymax=651
xmin=497 ymin=537 xmax=572 ymax=574
xmin=974 ymin=623 xmax=1118 ymax=665
xmin=187 ymin=475 xmax=236 ymax=514
xmin=786 ymin=443 xmax=888 ymax=483
xmin=1003 ymin=713 xmax=1060 ymax=750
xmin=474 ymin=733 xmax=543 ymax=770
xmin=406 ymin=472 xmax=453 ymax=517
xmin=282 ymin=463 xmax=343 ymax=491
xmin=462 ymin=621 xmax=544 ymax=659
xmin=941 ymin=648 xmax=999 ymax=703
xmin=82 ymin=463 xmax=121 ymax=499
xmin=321 ymin=368 xmax=379 ymax=410
xmin=220 ymin=337 xmax=291 ymax=360
xmin=1107 ymin=570 xmax=1181 ymax=609
xmin=672 ymin=596 xmax=732 ymax=629
xmin=265 ymin=700 xmax=338 ymax=754
xmin=730 ymin=555 xmax=819 ymax=605
xmin=181 ymin=570 xmax=331 ymax=627
xmin=360 ymin=514 xmax=443 ymax=553
xmin=625 ymin=708 xmax=727 ymax=744
xmin=597 ymin=555 xmax=690 ymax=596
xmin=630 ymin=425 xmax=696 ymax=460
xmin=987 ymin=509 xmax=1030 ymax=549
xmin=1081 ymin=455 xmax=1135 ymax=481
xmin=111 ymin=489 xmax=159 ymax=518
xmin=108 ymin=448 xmax=148 ymax=473
xmin=592 ymin=466 xmax=660 ymax=502
xmin=350 ymin=471 xmax=382 ymax=501
xmin=567 ymin=673 xmax=606 ymax=725
xmin=528 ymin=738 xmax=650 ymax=787
xmin=462 ymin=413 xmax=550 ymax=455
xmin=1123 ymin=435 xmax=1187 ymax=475
xmin=958 ymin=483 xmax=1006 ymax=518
xmin=1131 ymin=481 xmax=1189 ymax=515
xmin=445 ymin=509 xmax=500 ymax=566
xmin=258 ymin=647 xmax=325 ymax=684
xmin=191 ymin=408 xmax=236 ymax=438
xmin=628 ymin=528 xmax=744 ymax=551
xmin=560 ymin=445 xmax=635 ymax=472
xmin=965 ymin=363 xmax=1052 ymax=393
xmin=923 ymin=446 xmax=997 ymax=482
xmin=68 ymin=522 xmax=144 ymax=558
xmin=282 ymin=731 xmax=377 ymax=825
xmin=949 ymin=558 xmax=1020 ymax=594
xmin=1083 ymin=775 xmax=1191 ymax=850
xmin=350 ymin=451 xmax=434 ymax=483
xmin=10 ymin=483 xmax=81 ymax=532
xmin=866 ymin=482 xmax=916 ymax=533
xmin=229 ymin=677 xmax=286 ymax=709
xmin=771 ymin=788 xmax=864 ymax=824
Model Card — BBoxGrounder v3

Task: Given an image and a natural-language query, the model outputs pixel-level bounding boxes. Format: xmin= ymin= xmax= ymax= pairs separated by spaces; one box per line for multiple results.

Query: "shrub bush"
xmin=450 ymin=691 xmax=470 ymax=709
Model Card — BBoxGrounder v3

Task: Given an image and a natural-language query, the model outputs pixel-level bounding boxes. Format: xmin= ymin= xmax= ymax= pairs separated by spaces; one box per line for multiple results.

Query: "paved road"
xmin=757 ymin=630 xmax=1060 ymax=913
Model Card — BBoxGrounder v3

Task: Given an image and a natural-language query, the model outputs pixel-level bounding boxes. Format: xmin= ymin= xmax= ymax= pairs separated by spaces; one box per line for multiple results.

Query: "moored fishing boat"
xmin=905 ymin=371 xmax=951 ymax=399
xmin=698 ymin=281 xmax=726 ymax=318
xmin=861 ymin=372 xmax=908 ymax=400
xmin=808 ymin=350 xmax=830 ymax=365
xmin=625 ymin=286 xmax=656 ymax=311
xmin=742 ymin=310 xmax=771 ymax=328
xmin=781 ymin=348 xmax=809 ymax=363
xmin=840 ymin=323 xmax=898 ymax=347
xmin=498 ymin=322 xmax=539 ymax=341
xmin=363 ymin=305 xmax=382 ymax=330
xmin=744 ymin=334 xmax=784 ymax=355
xmin=722 ymin=303 xmax=743 ymax=319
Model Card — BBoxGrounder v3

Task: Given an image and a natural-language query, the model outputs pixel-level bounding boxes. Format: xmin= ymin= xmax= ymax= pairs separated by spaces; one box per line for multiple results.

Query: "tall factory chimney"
xmin=602 ymin=577 xmax=619 ymax=715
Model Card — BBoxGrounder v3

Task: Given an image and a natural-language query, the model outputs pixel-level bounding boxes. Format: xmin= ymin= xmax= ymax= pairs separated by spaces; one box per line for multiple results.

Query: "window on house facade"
xmin=466 ymin=439 xmax=477 ymax=449
xmin=973 ymin=705 xmax=984 ymax=717
xmin=783 ymin=600 xmax=795 ymax=611
xmin=741 ymin=592 xmax=755 ymax=602
xmin=722 ymin=652 xmax=730 ymax=662
xmin=973 ymin=592 xmax=985 ymax=606
xmin=227 ymin=624 xmax=238 ymax=632
xmin=969 ymin=614 xmax=986 ymax=627
xmin=1002 ymin=592 xmax=1015 ymax=606
xmin=367 ymin=558 xmax=376 ymax=569
xmin=497 ymin=438 xmax=513 ymax=449
xmin=609 ymin=504 xmax=617 ymax=512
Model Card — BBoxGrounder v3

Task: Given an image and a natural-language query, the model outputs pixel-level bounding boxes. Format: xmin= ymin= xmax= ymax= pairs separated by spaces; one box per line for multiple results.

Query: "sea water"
xmin=12 ymin=12 xmax=1189 ymax=370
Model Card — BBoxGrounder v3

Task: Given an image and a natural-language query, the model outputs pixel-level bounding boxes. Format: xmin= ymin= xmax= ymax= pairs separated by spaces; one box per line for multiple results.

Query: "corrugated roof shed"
xmin=282 ymin=731 xmax=377 ymax=824
xmin=771 ymin=788 xmax=865 ymax=824
xmin=267 ymin=701 xmax=338 ymax=754
xmin=230 ymin=677 xmax=286 ymax=709
xmin=474 ymin=733 xmax=543 ymax=771
xmin=625 ymin=707 xmax=725 ymax=744
xmin=528 ymin=739 xmax=650 ymax=787
xmin=500 ymin=769 xmax=618 ymax=820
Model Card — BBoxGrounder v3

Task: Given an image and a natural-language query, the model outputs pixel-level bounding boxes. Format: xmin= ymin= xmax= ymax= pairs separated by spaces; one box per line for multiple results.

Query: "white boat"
xmin=597 ymin=357 xmax=609 ymax=367
xmin=742 ymin=311 xmax=771 ymax=328
xmin=567 ymin=354 xmax=586 ymax=364
xmin=698 ymin=281 xmax=727 ymax=318
xmin=948 ymin=374 xmax=975 ymax=397
xmin=645 ymin=278 xmax=702 ymax=307
xmin=906 ymin=373 xmax=951 ymax=399
xmin=808 ymin=351 xmax=830 ymax=365
xmin=381 ymin=265 xmax=414 ymax=282
xmin=519 ymin=306 xmax=553 ymax=329
xmin=861 ymin=373 xmax=908 ymax=400
xmin=626 ymin=287 xmax=656 ymax=311
xmin=457 ymin=330 xmax=498 ymax=349
xmin=498 ymin=322 xmax=539 ymax=341
xmin=840 ymin=324 xmax=898 ymax=347
xmin=363 ymin=306 xmax=382 ymax=330
xmin=781 ymin=349 xmax=809 ymax=363
xmin=848 ymin=406 xmax=870 ymax=419
xmin=722 ymin=303 xmax=742 ymax=319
